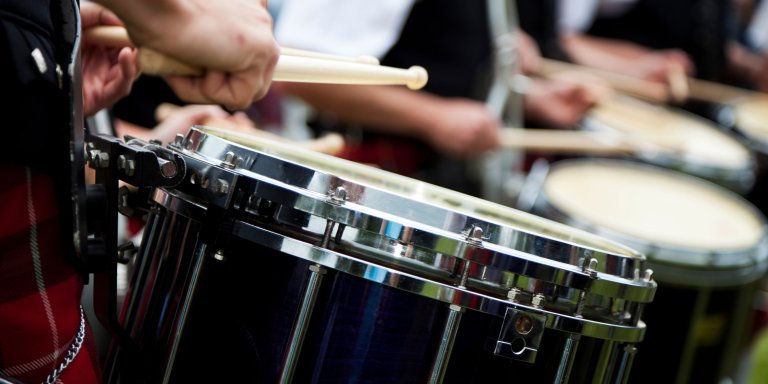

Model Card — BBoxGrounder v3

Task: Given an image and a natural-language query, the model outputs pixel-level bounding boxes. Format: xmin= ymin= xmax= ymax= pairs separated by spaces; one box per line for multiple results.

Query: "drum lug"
xmin=327 ymin=185 xmax=347 ymax=205
xmin=494 ymin=307 xmax=546 ymax=363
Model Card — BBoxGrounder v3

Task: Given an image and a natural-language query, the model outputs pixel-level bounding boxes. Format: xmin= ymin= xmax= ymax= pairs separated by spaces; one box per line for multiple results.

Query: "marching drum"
xmin=105 ymin=127 xmax=656 ymax=383
xmin=723 ymin=96 xmax=768 ymax=215
xmin=530 ymin=159 xmax=768 ymax=384
xmin=582 ymin=95 xmax=756 ymax=194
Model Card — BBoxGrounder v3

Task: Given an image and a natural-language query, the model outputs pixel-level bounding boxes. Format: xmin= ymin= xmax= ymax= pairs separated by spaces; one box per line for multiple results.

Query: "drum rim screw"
xmin=213 ymin=250 xmax=226 ymax=261
xmin=643 ymin=269 xmax=654 ymax=282
xmin=531 ymin=292 xmax=545 ymax=309
xmin=328 ymin=186 xmax=347 ymax=205
xmin=582 ymin=257 xmax=598 ymax=278
xmin=221 ymin=151 xmax=237 ymax=169
xmin=88 ymin=149 xmax=110 ymax=169
xmin=117 ymin=155 xmax=135 ymax=176
xmin=465 ymin=225 xmax=485 ymax=246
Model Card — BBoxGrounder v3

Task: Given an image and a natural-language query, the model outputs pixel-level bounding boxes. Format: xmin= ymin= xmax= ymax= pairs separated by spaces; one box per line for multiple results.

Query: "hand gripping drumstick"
xmin=155 ymin=103 xmax=346 ymax=156
xmin=538 ymin=58 xmax=675 ymax=104
xmin=83 ymin=26 xmax=428 ymax=90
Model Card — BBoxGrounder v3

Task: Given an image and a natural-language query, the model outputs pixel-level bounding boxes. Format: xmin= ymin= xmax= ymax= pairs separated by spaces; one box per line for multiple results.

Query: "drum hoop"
xmin=145 ymin=187 xmax=650 ymax=341
xmin=178 ymin=127 xmax=645 ymax=274
xmin=536 ymin=159 xmax=768 ymax=287
xmin=151 ymin=182 xmax=656 ymax=304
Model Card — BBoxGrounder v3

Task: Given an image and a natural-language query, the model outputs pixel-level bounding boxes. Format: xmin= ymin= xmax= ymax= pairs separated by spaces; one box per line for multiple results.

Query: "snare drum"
xmin=583 ymin=95 xmax=756 ymax=193
xmin=729 ymin=96 xmax=768 ymax=215
xmin=104 ymin=127 xmax=656 ymax=383
xmin=531 ymin=159 xmax=768 ymax=384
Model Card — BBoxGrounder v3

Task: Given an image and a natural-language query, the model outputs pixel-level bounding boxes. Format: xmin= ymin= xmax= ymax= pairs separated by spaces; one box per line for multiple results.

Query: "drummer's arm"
xmin=561 ymin=33 xmax=695 ymax=83
xmin=277 ymin=83 xmax=501 ymax=158
xmin=726 ymin=40 xmax=768 ymax=92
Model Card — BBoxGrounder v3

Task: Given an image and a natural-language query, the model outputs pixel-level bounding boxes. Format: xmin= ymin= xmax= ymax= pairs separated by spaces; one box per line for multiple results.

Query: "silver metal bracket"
xmin=494 ymin=307 xmax=546 ymax=363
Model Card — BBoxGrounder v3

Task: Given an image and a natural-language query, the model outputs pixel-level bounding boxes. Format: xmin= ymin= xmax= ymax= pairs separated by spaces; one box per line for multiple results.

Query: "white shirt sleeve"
xmin=275 ymin=0 xmax=416 ymax=59
xmin=747 ymin=0 xmax=768 ymax=52
xmin=558 ymin=0 xmax=600 ymax=34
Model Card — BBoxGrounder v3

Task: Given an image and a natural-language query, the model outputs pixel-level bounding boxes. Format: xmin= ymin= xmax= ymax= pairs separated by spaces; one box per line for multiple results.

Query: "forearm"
xmin=562 ymin=33 xmax=653 ymax=69
xmin=278 ymin=83 xmax=443 ymax=140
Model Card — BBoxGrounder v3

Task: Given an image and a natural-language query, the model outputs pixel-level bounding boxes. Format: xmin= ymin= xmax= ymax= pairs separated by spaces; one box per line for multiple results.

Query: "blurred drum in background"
xmin=528 ymin=159 xmax=768 ymax=384
xmin=582 ymin=95 xmax=756 ymax=194
xmin=719 ymin=96 xmax=768 ymax=216
xmin=104 ymin=127 xmax=657 ymax=383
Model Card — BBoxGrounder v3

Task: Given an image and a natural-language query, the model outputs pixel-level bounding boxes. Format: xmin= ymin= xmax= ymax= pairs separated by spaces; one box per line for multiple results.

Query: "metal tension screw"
xmin=117 ymin=155 xmax=135 ymax=176
xmin=328 ymin=186 xmax=347 ymax=204
xmin=221 ymin=151 xmax=237 ymax=169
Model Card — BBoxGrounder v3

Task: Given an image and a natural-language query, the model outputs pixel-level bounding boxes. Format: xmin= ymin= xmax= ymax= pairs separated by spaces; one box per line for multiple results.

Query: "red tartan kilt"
xmin=0 ymin=166 xmax=100 ymax=383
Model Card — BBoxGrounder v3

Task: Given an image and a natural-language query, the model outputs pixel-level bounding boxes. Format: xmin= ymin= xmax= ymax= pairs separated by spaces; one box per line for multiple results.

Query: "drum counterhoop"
xmin=106 ymin=127 xmax=657 ymax=383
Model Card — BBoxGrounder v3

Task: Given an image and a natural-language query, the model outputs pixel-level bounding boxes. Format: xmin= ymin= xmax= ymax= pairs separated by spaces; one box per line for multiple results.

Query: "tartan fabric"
xmin=338 ymin=136 xmax=428 ymax=177
xmin=0 ymin=165 xmax=100 ymax=383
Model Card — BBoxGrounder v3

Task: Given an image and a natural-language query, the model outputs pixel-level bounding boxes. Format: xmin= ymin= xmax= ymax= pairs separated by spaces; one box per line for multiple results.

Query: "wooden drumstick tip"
xmin=407 ymin=66 xmax=428 ymax=90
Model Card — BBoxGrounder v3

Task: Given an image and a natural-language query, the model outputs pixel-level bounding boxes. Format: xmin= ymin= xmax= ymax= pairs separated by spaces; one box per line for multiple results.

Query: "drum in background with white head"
xmin=727 ymin=96 xmax=768 ymax=216
xmin=531 ymin=159 xmax=768 ymax=384
xmin=104 ymin=127 xmax=656 ymax=383
xmin=583 ymin=95 xmax=756 ymax=194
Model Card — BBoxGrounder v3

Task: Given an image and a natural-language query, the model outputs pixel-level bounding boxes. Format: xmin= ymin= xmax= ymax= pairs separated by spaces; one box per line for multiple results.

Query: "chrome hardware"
xmin=494 ymin=307 xmax=545 ymax=363
xmin=221 ymin=151 xmax=237 ymax=169
xmin=327 ymin=186 xmax=347 ymax=205
xmin=117 ymin=155 xmax=136 ymax=176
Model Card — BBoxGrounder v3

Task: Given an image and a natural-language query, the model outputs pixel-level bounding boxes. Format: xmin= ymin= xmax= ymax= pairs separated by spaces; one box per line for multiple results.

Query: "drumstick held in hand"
xmin=156 ymin=103 xmax=346 ymax=156
xmin=538 ymin=58 xmax=672 ymax=103
xmin=666 ymin=64 xmax=690 ymax=104
xmin=84 ymin=26 xmax=427 ymax=90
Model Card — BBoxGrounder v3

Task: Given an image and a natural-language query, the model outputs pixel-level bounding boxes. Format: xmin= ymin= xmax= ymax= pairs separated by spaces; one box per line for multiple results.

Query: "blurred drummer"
xmin=275 ymin=0 xmax=600 ymax=195
xmin=557 ymin=0 xmax=768 ymax=92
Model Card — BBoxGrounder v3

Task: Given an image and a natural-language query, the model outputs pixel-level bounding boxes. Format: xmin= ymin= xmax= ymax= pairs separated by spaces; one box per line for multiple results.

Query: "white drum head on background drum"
xmin=538 ymin=160 xmax=768 ymax=286
xmin=735 ymin=96 xmax=768 ymax=143
xmin=543 ymin=161 xmax=763 ymax=250
xmin=589 ymin=97 xmax=751 ymax=170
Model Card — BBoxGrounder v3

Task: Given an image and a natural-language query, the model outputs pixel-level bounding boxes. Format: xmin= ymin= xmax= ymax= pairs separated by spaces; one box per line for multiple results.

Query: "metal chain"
xmin=43 ymin=305 xmax=85 ymax=384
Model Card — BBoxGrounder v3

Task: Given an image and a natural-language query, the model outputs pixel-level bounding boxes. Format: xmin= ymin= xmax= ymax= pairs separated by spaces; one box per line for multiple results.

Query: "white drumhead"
xmin=543 ymin=161 xmax=764 ymax=250
xmin=589 ymin=97 xmax=750 ymax=169
xmin=735 ymin=96 xmax=768 ymax=143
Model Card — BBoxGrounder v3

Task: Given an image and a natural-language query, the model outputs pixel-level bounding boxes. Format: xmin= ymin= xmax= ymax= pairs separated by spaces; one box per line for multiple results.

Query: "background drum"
xmin=715 ymin=96 xmax=768 ymax=217
xmin=582 ymin=95 xmax=756 ymax=194
xmin=104 ymin=127 xmax=656 ymax=383
xmin=529 ymin=159 xmax=768 ymax=384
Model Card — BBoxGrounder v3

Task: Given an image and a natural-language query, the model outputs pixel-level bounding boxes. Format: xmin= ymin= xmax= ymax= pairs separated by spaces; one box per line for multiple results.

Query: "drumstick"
xmin=156 ymin=103 xmax=346 ymax=155
xmin=84 ymin=26 xmax=427 ymax=90
xmin=500 ymin=127 xmax=678 ymax=155
xmin=686 ymin=77 xmax=763 ymax=104
xmin=280 ymin=47 xmax=379 ymax=65
xmin=538 ymin=58 xmax=672 ymax=103
xmin=666 ymin=64 xmax=690 ymax=104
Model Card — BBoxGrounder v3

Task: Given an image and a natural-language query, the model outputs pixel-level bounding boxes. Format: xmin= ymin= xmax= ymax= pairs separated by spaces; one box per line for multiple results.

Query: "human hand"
xmin=632 ymin=49 xmax=694 ymax=84
xmin=81 ymin=2 xmax=139 ymax=117
xmin=516 ymin=30 xmax=542 ymax=75
xmin=116 ymin=0 xmax=279 ymax=109
xmin=524 ymin=78 xmax=601 ymax=129
xmin=423 ymin=99 xmax=501 ymax=158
